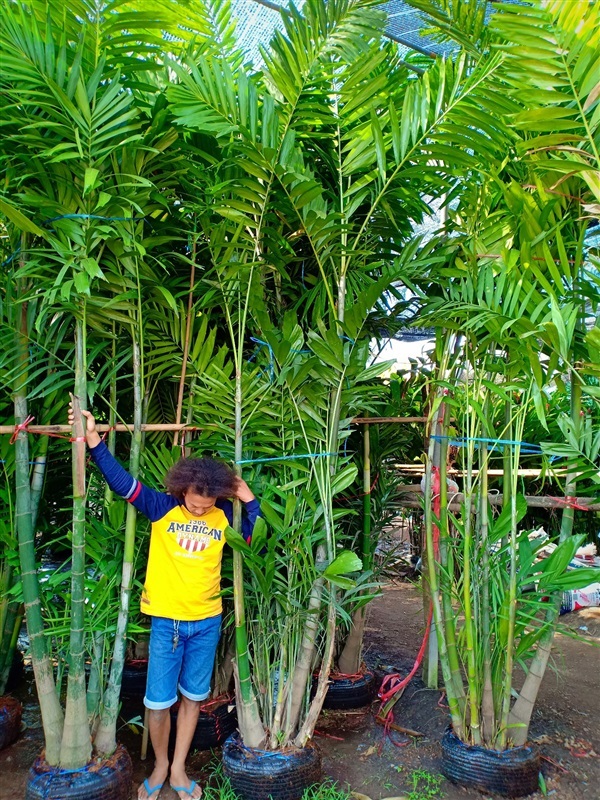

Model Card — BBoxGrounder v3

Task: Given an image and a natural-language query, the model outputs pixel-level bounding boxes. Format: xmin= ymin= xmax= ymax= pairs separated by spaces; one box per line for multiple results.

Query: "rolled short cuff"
xmin=143 ymin=694 xmax=178 ymax=711
xmin=178 ymin=684 xmax=211 ymax=702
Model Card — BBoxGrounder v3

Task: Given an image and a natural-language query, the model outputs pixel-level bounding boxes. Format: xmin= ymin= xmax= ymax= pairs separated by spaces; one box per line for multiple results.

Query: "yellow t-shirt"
xmin=141 ymin=503 xmax=228 ymax=621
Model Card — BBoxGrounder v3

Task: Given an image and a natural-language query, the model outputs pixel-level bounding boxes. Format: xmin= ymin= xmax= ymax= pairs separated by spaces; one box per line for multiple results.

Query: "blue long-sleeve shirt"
xmin=89 ymin=441 xmax=260 ymax=620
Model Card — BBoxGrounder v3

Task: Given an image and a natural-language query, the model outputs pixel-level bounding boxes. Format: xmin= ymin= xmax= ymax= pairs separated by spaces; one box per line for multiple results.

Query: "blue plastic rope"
xmin=31 ymin=762 xmax=96 ymax=800
xmin=431 ymin=434 xmax=542 ymax=454
xmin=1 ymin=246 xmax=21 ymax=268
xmin=236 ymin=452 xmax=337 ymax=465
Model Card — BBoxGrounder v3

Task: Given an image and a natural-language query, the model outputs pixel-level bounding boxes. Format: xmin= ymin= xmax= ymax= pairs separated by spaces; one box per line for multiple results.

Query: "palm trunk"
xmin=509 ymin=377 xmax=581 ymax=745
xmin=283 ymin=568 xmax=325 ymax=741
xmin=232 ymin=365 xmax=266 ymax=748
xmin=294 ymin=594 xmax=336 ymax=747
xmin=14 ymin=247 xmax=64 ymax=765
xmin=462 ymin=421 xmax=481 ymax=745
xmin=337 ymin=421 xmax=370 ymax=674
xmin=94 ymin=338 xmax=143 ymax=755
xmin=438 ymin=411 xmax=464 ymax=704
xmin=60 ymin=327 xmax=92 ymax=768
xmin=479 ymin=440 xmax=495 ymax=744
xmin=424 ymin=397 xmax=465 ymax=738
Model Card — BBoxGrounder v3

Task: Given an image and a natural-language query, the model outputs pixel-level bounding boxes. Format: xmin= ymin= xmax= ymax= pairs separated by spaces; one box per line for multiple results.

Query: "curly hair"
xmin=165 ymin=458 xmax=239 ymax=499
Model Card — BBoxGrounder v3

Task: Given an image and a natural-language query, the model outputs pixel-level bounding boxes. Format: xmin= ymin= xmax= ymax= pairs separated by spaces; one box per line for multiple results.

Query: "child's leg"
xmin=139 ymin=616 xmax=183 ymax=799
xmin=170 ymin=614 xmax=222 ymax=798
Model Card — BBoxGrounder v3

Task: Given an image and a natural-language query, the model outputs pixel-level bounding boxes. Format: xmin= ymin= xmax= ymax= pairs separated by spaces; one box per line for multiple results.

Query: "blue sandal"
xmin=142 ymin=778 xmax=163 ymax=798
xmin=170 ymin=780 xmax=201 ymax=798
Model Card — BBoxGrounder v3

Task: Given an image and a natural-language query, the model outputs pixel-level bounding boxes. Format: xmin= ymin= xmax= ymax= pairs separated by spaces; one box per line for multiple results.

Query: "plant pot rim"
xmin=33 ymin=742 xmax=130 ymax=773
xmin=225 ymin=730 xmax=318 ymax=757
xmin=445 ymin=726 xmax=539 ymax=758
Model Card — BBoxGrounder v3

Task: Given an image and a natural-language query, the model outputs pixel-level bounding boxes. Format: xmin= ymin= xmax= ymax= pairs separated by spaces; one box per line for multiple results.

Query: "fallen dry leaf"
xmin=360 ymin=744 xmax=379 ymax=759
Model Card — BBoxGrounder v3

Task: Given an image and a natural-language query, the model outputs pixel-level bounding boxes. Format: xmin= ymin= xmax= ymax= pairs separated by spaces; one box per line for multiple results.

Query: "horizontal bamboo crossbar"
xmin=0 ymin=423 xmax=204 ymax=434
xmin=352 ymin=416 xmax=427 ymax=424
xmin=1 ymin=417 xmax=427 ymax=435
xmin=396 ymin=484 xmax=600 ymax=511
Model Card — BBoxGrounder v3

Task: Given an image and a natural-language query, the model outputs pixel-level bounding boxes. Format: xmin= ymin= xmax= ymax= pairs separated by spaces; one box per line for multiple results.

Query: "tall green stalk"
xmin=508 ymin=376 xmax=581 ymax=745
xmin=462 ymin=388 xmax=481 ymax=745
xmin=94 ymin=336 xmax=143 ymax=755
xmin=437 ymin=405 xmax=464 ymax=705
xmin=232 ymin=362 xmax=266 ymax=748
xmin=479 ymin=437 xmax=495 ymax=744
xmin=14 ymin=243 xmax=64 ymax=765
xmin=60 ymin=321 xmax=91 ymax=768
xmin=424 ymin=393 xmax=465 ymax=738
xmin=337 ymin=421 xmax=370 ymax=674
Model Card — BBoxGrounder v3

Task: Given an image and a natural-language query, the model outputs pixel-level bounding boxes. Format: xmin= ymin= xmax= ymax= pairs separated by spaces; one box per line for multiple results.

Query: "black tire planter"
xmin=169 ymin=695 xmax=238 ymax=751
xmin=119 ymin=659 xmax=148 ymax=700
xmin=441 ymin=727 xmax=541 ymax=798
xmin=25 ymin=743 xmax=133 ymax=800
xmin=321 ymin=669 xmax=378 ymax=710
xmin=222 ymin=732 xmax=321 ymax=800
xmin=0 ymin=696 xmax=22 ymax=750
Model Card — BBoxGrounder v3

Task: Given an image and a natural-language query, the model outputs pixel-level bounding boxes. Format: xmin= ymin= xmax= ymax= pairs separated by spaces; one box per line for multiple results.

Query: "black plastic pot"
xmin=6 ymin=648 xmax=25 ymax=692
xmin=321 ymin=669 xmax=378 ymax=710
xmin=119 ymin=659 xmax=148 ymax=700
xmin=169 ymin=695 xmax=237 ymax=751
xmin=25 ymin=743 xmax=133 ymax=800
xmin=441 ymin=727 xmax=541 ymax=797
xmin=222 ymin=732 xmax=321 ymax=800
xmin=0 ymin=696 xmax=22 ymax=750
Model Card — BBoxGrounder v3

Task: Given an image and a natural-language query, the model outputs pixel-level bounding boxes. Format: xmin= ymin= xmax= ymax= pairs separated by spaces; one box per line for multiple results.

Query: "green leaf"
xmin=0 ymin=197 xmax=47 ymax=237
xmin=224 ymin=525 xmax=252 ymax=554
xmin=324 ymin=549 xmax=362 ymax=578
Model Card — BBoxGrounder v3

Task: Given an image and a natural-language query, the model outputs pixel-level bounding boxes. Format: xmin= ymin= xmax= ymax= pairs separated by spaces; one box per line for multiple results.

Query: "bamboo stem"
xmin=60 ymin=353 xmax=92 ymax=767
xmin=94 ymin=338 xmax=143 ymax=755
xmin=173 ymin=235 xmax=197 ymax=448
xmin=424 ymin=395 xmax=465 ymax=737
xmin=462 ymin=396 xmax=481 ymax=745
xmin=14 ymin=241 xmax=64 ymax=765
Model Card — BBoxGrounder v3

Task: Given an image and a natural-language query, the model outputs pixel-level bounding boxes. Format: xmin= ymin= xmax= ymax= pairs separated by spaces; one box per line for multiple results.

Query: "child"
xmin=69 ymin=405 xmax=260 ymax=800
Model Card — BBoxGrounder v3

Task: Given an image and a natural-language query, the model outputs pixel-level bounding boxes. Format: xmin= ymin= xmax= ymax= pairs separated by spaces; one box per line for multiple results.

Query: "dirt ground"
xmin=1 ymin=581 xmax=599 ymax=800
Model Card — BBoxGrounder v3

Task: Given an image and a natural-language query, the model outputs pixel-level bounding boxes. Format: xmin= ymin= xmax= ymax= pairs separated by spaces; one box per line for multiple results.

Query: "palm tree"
xmin=0 ymin=0 xmax=185 ymax=769
xmin=165 ymin=0 xmax=519 ymax=755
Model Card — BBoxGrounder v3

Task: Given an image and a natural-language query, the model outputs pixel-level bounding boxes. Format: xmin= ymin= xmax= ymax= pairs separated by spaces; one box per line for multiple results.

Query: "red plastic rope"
xmin=548 ymin=496 xmax=591 ymax=512
xmin=9 ymin=415 xmax=35 ymax=444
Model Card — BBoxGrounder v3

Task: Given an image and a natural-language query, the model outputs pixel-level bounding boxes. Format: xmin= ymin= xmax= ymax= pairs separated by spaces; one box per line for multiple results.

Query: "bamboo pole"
xmin=173 ymin=235 xmax=197 ymax=448
xmin=0 ymin=423 xmax=207 ymax=434
xmin=0 ymin=416 xmax=426 ymax=435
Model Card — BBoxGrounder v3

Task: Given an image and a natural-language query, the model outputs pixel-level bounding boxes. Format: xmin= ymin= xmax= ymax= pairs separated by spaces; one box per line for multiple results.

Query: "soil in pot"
xmin=0 ymin=696 xmax=22 ymax=750
xmin=169 ymin=695 xmax=237 ymax=751
xmin=318 ymin=668 xmax=379 ymax=710
xmin=222 ymin=732 xmax=322 ymax=800
xmin=25 ymin=743 xmax=133 ymax=800
xmin=441 ymin=727 xmax=541 ymax=798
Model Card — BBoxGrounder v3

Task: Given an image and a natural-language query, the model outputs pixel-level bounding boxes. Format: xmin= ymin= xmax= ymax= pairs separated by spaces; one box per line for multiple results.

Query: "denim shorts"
xmin=144 ymin=614 xmax=222 ymax=710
